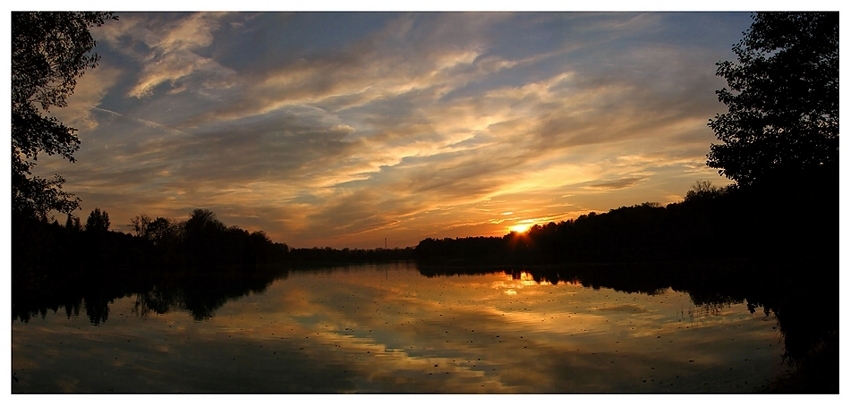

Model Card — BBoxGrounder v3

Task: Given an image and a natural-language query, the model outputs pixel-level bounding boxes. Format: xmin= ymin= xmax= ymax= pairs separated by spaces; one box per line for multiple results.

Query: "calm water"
xmin=12 ymin=262 xmax=788 ymax=393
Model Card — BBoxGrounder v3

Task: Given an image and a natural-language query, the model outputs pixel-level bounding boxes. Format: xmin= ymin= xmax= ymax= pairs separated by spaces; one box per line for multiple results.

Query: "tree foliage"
xmin=707 ymin=12 xmax=838 ymax=187
xmin=65 ymin=212 xmax=82 ymax=232
xmin=85 ymin=208 xmax=111 ymax=232
xmin=130 ymin=214 xmax=153 ymax=238
xmin=684 ymin=180 xmax=726 ymax=202
xmin=12 ymin=12 xmax=116 ymax=220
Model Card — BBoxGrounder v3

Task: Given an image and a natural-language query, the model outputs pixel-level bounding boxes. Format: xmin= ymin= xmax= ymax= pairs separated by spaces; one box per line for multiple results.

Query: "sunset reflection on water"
xmin=12 ymin=262 xmax=786 ymax=393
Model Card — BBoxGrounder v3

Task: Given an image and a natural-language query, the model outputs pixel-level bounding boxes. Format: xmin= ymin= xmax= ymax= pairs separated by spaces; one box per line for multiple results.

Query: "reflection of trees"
xmin=14 ymin=264 xmax=289 ymax=325
xmin=687 ymin=291 xmax=742 ymax=310
xmin=422 ymin=254 xmax=837 ymax=390
xmin=83 ymin=296 xmax=112 ymax=325
xmin=688 ymin=302 xmax=734 ymax=321
xmin=133 ymin=286 xmax=181 ymax=317
xmin=13 ymin=207 xmax=294 ymax=324
xmin=417 ymin=258 xmax=836 ymax=372
xmin=130 ymin=268 xmax=290 ymax=321
xmin=179 ymin=271 xmax=279 ymax=320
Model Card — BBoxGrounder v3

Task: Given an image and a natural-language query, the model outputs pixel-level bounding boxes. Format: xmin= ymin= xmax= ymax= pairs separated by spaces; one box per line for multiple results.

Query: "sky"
xmin=24 ymin=10 xmax=762 ymax=249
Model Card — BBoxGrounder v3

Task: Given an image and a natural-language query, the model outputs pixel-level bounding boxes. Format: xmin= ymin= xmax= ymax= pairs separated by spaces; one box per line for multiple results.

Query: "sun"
xmin=509 ymin=224 xmax=531 ymax=233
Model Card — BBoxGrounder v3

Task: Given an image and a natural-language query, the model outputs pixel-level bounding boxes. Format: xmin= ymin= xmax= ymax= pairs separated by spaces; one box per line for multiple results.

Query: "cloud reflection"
xmin=13 ymin=263 xmax=785 ymax=393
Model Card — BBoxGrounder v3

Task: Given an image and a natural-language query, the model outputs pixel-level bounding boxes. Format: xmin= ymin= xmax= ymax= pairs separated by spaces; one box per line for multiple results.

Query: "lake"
xmin=12 ymin=261 xmax=791 ymax=393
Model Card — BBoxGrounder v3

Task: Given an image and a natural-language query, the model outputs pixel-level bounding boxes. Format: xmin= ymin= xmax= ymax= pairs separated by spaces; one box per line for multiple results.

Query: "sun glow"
xmin=509 ymin=224 xmax=531 ymax=233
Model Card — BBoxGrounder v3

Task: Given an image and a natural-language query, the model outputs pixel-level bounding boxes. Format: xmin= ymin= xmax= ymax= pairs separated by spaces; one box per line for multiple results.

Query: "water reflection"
xmin=12 ymin=260 xmax=827 ymax=393
xmin=13 ymin=265 xmax=289 ymax=324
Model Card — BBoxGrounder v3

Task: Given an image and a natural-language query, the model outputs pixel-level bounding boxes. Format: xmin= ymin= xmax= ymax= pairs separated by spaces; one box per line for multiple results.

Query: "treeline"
xmin=128 ymin=209 xmax=290 ymax=268
xmin=13 ymin=208 xmax=289 ymax=278
xmin=12 ymin=208 xmax=292 ymax=324
xmin=13 ymin=207 xmax=416 ymax=286
xmin=12 ymin=208 xmax=293 ymax=323
xmin=416 ymin=167 xmax=837 ymax=266
xmin=288 ymin=246 xmax=415 ymax=265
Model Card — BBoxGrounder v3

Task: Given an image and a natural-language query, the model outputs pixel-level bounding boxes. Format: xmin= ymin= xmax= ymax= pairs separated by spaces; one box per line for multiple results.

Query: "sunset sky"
xmin=32 ymin=11 xmax=758 ymax=249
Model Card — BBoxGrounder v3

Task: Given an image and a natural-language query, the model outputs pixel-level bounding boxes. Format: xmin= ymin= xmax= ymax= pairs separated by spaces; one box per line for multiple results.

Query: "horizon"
xmin=29 ymin=12 xmax=753 ymax=249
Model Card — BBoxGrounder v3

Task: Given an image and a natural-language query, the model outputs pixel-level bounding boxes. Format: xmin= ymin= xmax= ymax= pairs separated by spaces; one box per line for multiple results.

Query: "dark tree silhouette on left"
xmin=11 ymin=12 xmax=117 ymax=221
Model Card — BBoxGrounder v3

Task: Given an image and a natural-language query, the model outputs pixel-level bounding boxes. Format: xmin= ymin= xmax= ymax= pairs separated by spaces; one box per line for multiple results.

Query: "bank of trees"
xmin=416 ymin=178 xmax=836 ymax=265
xmin=287 ymin=246 xmax=415 ymax=265
xmin=13 ymin=209 xmax=293 ymax=325
xmin=14 ymin=204 xmax=422 ymax=283
xmin=13 ymin=208 xmax=291 ymax=281
xmin=125 ymin=208 xmax=290 ymax=267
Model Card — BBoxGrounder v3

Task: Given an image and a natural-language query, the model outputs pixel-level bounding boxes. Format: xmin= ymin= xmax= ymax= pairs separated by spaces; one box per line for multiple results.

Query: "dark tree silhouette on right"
xmin=707 ymin=13 xmax=838 ymax=187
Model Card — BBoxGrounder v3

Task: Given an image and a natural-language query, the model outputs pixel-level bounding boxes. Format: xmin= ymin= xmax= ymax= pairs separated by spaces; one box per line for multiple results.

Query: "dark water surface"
xmin=12 ymin=262 xmax=789 ymax=393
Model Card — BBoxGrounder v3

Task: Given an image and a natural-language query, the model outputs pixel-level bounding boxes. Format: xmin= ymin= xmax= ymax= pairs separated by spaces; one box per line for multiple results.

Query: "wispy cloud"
xmin=36 ymin=12 xmax=748 ymax=247
xmin=588 ymin=177 xmax=647 ymax=190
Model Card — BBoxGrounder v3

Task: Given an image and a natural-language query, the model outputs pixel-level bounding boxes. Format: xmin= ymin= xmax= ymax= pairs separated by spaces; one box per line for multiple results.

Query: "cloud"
xmin=587 ymin=177 xmax=647 ymax=190
xmin=96 ymin=13 xmax=237 ymax=99
xmin=48 ymin=63 xmax=122 ymax=132
xmin=39 ymin=13 xmax=751 ymax=247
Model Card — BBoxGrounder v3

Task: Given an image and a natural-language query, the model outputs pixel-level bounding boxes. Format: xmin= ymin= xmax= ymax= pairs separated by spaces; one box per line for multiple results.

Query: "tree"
xmin=185 ymin=209 xmax=226 ymax=239
xmin=707 ymin=13 xmax=838 ymax=187
xmin=12 ymin=12 xmax=116 ymax=221
xmin=684 ymin=180 xmax=724 ymax=202
xmin=130 ymin=214 xmax=152 ymax=238
xmin=147 ymin=217 xmax=181 ymax=246
xmin=65 ymin=212 xmax=82 ymax=232
xmin=85 ymin=208 xmax=110 ymax=232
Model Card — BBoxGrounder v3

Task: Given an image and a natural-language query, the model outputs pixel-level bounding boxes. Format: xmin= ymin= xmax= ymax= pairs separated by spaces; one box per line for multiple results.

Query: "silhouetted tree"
xmin=85 ymin=208 xmax=110 ymax=232
xmin=185 ymin=209 xmax=225 ymax=237
xmin=183 ymin=209 xmax=227 ymax=265
xmin=64 ymin=213 xmax=79 ymax=231
xmin=707 ymin=12 xmax=838 ymax=187
xmin=684 ymin=180 xmax=726 ymax=202
xmin=12 ymin=12 xmax=116 ymax=221
xmin=146 ymin=217 xmax=181 ymax=246
xmin=130 ymin=214 xmax=152 ymax=238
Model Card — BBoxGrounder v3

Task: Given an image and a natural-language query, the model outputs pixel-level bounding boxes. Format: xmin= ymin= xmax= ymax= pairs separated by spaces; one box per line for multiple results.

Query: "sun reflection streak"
xmin=519 ymin=271 xmax=551 ymax=286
